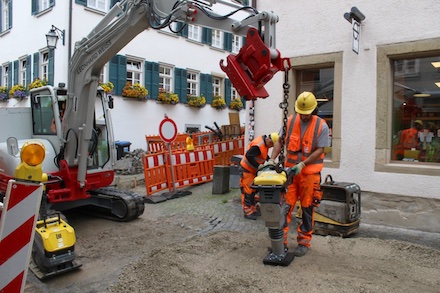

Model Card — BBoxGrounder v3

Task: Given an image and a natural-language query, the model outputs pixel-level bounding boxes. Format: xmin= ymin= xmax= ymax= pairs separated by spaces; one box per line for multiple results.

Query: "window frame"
xmin=40 ymin=51 xmax=49 ymax=81
xmin=212 ymin=76 xmax=222 ymax=97
xmin=126 ymin=58 xmax=143 ymax=86
xmin=211 ymin=30 xmax=223 ymax=49
xmin=87 ymin=0 xmax=108 ymax=12
xmin=376 ymin=38 xmax=440 ymax=176
xmin=2 ymin=63 xmax=9 ymax=88
xmin=186 ymin=70 xmax=199 ymax=97
xmin=19 ymin=58 xmax=27 ymax=87
xmin=159 ymin=64 xmax=174 ymax=92
xmin=232 ymin=34 xmax=242 ymax=54
xmin=188 ymin=24 xmax=201 ymax=42
xmin=1 ymin=0 xmax=10 ymax=32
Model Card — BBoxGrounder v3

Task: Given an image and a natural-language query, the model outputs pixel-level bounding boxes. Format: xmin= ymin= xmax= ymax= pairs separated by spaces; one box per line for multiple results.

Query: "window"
xmin=212 ymin=30 xmax=223 ymax=49
xmin=212 ymin=76 xmax=222 ymax=96
xmin=41 ymin=52 xmax=49 ymax=81
xmin=232 ymin=35 xmax=243 ymax=54
xmin=187 ymin=71 xmax=198 ymax=96
xmin=231 ymin=86 xmax=239 ymax=100
xmin=20 ymin=59 xmax=27 ymax=86
xmin=31 ymin=0 xmax=55 ymax=15
xmin=188 ymin=24 xmax=201 ymax=42
xmin=159 ymin=64 xmax=173 ymax=92
xmin=297 ymin=67 xmax=334 ymax=160
xmin=1 ymin=0 xmax=10 ymax=32
xmin=391 ymin=55 xmax=440 ymax=164
xmin=40 ymin=0 xmax=50 ymax=11
xmin=2 ymin=63 xmax=8 ymax=88
xmin=127 ymin=60 xmax=142 ymax=85
xmin=87 ymin=0 xmax=108 ymax=12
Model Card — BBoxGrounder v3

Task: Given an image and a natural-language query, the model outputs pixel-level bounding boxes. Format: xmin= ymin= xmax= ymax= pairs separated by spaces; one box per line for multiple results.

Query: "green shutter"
xmin=48 ymin=50 xmax=54 ymax=85
xmin=202 ymin=27 xmax=212 ymax=45
xmin=0 ymin=66 xmax=2 ymax=86
xmin=176 ymin=22 xmax=188 ymax=38
xmin=225 ymin=78 xmax=231 ymax=104
xmin=109 ymin=55 xmax=127 ymax=95
xmin=75 ymin=0 xmax=87 ymax=6
xmin=50 ymin=0 xmax=55 ymax=8
xmin=26 ymin=55 xmax=32 ymax=86
xmin=31 ymin=0 xmax=38 ymax=15
xmin=200 ymin=73 xmax=213 ymax=103
xmin=13 ymin=60 xmax=18 ymax=85
xmin=144 ymin=61 xmax=159 ymax=99
xmin=8 ymin=0 xmax=11 ymax=29
xmin=7 ymin=62 xmax=12 ymax=90
xmin=224 ymin=33 xmax=232 ymax=52
xmin=33 ymin=53 xmax=39 ymax=80
xmin=174 ymin=68 xmax=187 ymax=103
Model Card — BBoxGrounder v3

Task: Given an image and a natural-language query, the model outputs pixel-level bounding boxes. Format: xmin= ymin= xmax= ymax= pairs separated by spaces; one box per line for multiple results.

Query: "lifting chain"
xmin=276 ymin=63 xmax=291 ymax=173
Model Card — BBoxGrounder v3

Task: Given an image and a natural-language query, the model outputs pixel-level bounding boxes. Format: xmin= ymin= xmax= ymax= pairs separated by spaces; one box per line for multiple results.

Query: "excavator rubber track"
xmin=85 ymin=187 xmax=145 ymax=222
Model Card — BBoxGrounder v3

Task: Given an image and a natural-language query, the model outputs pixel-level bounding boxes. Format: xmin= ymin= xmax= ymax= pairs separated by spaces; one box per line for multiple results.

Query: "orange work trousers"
xmin=239 ymin=168 xmax=258 ymax=216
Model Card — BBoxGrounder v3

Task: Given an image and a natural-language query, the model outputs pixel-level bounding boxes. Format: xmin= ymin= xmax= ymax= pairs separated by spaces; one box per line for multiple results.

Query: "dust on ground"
xmin=25 ymin=181 xmax=440 ymax=293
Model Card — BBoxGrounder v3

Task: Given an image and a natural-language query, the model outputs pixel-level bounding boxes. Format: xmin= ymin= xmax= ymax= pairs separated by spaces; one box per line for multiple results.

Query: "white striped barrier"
xmin=0 ymin=180 xmax=43 ymax=293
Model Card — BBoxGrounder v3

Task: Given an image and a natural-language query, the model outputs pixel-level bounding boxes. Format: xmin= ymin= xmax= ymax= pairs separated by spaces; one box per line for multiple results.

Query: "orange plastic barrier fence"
xmin=142 ymin=152 xmax=169 ymax=196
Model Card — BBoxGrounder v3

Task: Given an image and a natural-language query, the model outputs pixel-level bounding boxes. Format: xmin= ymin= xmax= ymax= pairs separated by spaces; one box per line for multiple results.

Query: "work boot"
xmin=244 ymin=213 xmax=258 ymax=220
xmin=254 ymin=209 xmax=261 ymax=217
xmin=292 ymin=244 xmax=308 ymax=257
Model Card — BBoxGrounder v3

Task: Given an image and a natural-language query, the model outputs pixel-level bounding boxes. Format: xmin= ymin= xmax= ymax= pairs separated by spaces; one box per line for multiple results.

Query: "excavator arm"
xmin=63 ymin=0 xmax=289 ymax=186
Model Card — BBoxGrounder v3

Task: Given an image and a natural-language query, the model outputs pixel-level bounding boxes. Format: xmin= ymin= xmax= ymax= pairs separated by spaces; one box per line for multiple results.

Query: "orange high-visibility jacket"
xmin=285 ymin=114 xmax=325 ymax=174
xmin=240 ymin=136 xmax=268 ymax=174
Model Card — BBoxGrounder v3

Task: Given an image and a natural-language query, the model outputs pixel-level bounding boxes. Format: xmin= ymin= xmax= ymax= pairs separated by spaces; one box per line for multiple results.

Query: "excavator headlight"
xmin=20 ymin=141 xmax=46 ymax=166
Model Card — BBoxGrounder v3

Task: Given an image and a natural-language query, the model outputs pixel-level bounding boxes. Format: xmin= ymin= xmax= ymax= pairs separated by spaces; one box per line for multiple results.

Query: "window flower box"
xmin=99 ymin=81 xmax=114 ymax=94
xmin=229 ymin=98 xmax=243 ymax=111
xmin=188 ymin=95 xmax=206 ymax=108
xmin=122 ymin=82 xmax=148 ymax=100
xmin=28 ymin=78 xmax=48 ymax=91
xmin=211 ymin=95 xmax=226 ymax=110
xmin=9 ymin=84 xmax=27 ymax=99
xmin=0 ymin=86 xmax=8 ymax=102
xmin=157 ymin=88 xmax=179 ymax=104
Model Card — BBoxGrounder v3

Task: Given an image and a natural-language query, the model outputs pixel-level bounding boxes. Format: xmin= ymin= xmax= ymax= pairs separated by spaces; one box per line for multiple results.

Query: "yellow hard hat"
xmin=415 ymin=120 xmax=423 ymax=126
xmin=295 ymin=91 xmax=318 ymax=114
xmin=269 ymin=132 xmax=279 ymax=144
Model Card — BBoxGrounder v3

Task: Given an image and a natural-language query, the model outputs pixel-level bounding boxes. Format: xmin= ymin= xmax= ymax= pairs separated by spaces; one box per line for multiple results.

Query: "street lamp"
xmin=46 ymin=25 xmax=65 ymax=50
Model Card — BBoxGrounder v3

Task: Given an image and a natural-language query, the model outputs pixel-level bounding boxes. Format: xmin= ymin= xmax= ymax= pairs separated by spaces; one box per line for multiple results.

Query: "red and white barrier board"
xmin=0 ymin=180 xmax=43 ymax=293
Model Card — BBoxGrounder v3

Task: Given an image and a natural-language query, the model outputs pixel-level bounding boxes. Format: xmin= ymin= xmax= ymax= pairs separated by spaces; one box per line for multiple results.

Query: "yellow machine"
xmin=252 ymin=168 xmax=295 ymax=266
xmin=30 ymin=214 xmax=82 ymax=279
xmin=296 ymin=175 xmax=361 ymax=237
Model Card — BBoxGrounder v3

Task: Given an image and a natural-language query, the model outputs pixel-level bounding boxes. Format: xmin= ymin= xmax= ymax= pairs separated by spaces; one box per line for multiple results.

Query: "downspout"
xmin=68 ymin=0 xmax=73 ymax=82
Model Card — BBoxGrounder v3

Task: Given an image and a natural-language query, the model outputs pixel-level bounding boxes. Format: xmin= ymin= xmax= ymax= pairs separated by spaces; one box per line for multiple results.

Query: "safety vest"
xmin=400 ymin=128 xmax=419 ymax=149
xmin=285 ymin=114 xmax=325 ymax=174
xmin=240 ymin=136 xmax=268 ymax=173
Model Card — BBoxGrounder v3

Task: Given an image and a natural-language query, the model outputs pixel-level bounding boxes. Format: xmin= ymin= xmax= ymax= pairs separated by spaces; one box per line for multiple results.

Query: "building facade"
xmin=0 ymin=0 xmax=247 ymax=149
xmin=255 ymin=0 xmax=440 ymax=232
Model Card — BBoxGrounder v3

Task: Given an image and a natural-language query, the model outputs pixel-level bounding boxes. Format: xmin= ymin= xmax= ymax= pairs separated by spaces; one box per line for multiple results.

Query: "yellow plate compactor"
xmin=296 ymin=174 xmax=361 ymax=237
xmin=29 ymin=213 xmax=82 ymax=279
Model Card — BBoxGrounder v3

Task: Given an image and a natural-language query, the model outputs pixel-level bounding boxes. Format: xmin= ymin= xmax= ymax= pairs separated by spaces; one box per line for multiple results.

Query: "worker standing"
xmin=270 ymin=91 xmax=330 ymax=257
xmin=240 ymin=132 xmax=279 ymax=220
xmin=186 ymin=134 xmax=195 ymax=151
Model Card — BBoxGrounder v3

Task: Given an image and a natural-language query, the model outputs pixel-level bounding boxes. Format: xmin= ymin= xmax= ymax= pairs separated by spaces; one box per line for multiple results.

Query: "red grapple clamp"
xmin=220 ymin=27 xmax=291 ymax=100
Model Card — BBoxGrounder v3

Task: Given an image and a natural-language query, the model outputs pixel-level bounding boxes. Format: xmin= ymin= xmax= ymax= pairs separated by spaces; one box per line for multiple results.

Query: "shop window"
xmin=297 ymin=67 xmax=334 ymax=160
xmin=391 ymin=55 xmax=440 ymax=164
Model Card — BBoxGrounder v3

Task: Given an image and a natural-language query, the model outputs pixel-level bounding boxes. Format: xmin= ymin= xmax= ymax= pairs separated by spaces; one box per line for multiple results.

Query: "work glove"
xmin=291 ymin=162 xmax=305 ymax=175
xmin=257 ymin=164 xmax=265 ymax=171
xmin=264 ymin=159 xmax=276 ymax=167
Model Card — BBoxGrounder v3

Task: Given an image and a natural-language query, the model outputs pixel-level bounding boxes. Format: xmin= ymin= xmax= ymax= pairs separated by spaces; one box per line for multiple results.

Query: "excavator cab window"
xmin=31 ymin=95 xmax=56 ymax=135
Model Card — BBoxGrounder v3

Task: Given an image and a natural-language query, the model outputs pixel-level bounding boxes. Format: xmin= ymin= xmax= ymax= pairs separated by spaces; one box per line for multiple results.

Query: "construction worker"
xmin=394 ymin=120 xmax=424 ymax=160
xmin=240 ymin=132 xmax=279 ymax=220
xmin=270 ymin=91 xmax=330 ymax=257
xmin=186 ymin=134 xmax=195 ymax=151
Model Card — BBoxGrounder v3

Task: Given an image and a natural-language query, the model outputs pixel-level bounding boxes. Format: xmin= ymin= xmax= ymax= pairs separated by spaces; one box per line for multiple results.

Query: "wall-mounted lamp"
xmin=46 ymin=25 xmax=65 ymax=50
xmin=344 ymin=7 xmax=366 ymax=24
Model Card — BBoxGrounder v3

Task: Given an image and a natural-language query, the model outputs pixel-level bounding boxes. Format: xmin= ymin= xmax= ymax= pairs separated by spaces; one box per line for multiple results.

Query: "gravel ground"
xmin=25 ymin=181 xmax=440 ymax=293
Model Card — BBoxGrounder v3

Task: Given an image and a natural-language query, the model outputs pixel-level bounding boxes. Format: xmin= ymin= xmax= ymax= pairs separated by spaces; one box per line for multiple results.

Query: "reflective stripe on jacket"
xmin=240 ymin=136 xmax=268 ymax=174
xmin=285 ymin=114 xmax=324 ymax=174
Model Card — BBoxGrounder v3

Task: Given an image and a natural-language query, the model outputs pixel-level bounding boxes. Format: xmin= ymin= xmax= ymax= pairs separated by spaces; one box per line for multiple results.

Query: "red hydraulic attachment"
xmin=220 ymin=27 xmax=291 ymax=100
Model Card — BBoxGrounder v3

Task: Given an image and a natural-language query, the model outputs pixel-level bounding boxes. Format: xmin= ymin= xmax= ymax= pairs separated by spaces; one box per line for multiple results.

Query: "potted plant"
xmin=122 ymin=82 xmax=148 ymax=100
xmin=157 ymin=88 xmax=179 ymax=104
xmin=9 ymin=84 xmax=27 ymax=99
xmin=99 ymin=81 xmax=114 ymax=94
xmin=187 ymin=95 xmax=206 ymax=108
xmin=211 ymin=95 xmax=226 ymax=110
xmin=28 ymin=78 xmax=48 ymax=91
xmin=229 ymin=98 xmax=243 ymax=110
xmin=0 ymin=86 xmax=8 ymax=102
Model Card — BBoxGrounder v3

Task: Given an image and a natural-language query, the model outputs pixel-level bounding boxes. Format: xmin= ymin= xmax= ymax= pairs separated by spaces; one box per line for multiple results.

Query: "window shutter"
xmin=202 ymin=27 xmax=212 ymax=45
xmin=75 ymin=0 xmax=87 ymax=6
xmin=110 ymin=0 xmax=119 ymax=8
xmin=200 ymin=73 xmax=213 ymax=103
xmin=242 ymin=36 xmax=247 ymax=46
xmin=176 ymin=22 xmax=188 ymax=38
xmin=13 ymin=60 xmax=18 ymax=85
xmin=48 ymin=50 xmax=55 ymax=86
xmin=225 ymin=78 xmax=231 ymax=105
xmin=8 ymin=0 xmax=12 ymax=29
xmin=144 ymin=61 xmax=159 ymax=99
xmin=7 ymin=62 xmax=12 ymax=90
xmin=26 ymin=55 xmax=32 ymax=86
xmin=174 ymin=68 xmax=187 ymax=103
xmin=50 ymin=0 xmax=55 ymax=8
xmin=31 ymin=0 xmax=38 ymax=15
xmin=223 ymin=33 xmax=232 ymax=52
xmin=33 ymin=53 xmax=39 ymax=80
xmin=109 ymin=55 xmax=127 ymax=95
xmin=0 ymin=66 xmax=2 ymax=86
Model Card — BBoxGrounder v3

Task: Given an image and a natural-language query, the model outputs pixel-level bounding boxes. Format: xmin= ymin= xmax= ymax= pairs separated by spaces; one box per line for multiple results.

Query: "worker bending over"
xmin=270 ymin=91 xmax=330 ymax=257
xmin=240 ymin=133 xmax=279 ymax=220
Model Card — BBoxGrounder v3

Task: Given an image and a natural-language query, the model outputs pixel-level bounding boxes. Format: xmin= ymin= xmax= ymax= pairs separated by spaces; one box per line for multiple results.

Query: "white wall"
xmin=256 ymin=0 xmax=440 ymax=200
